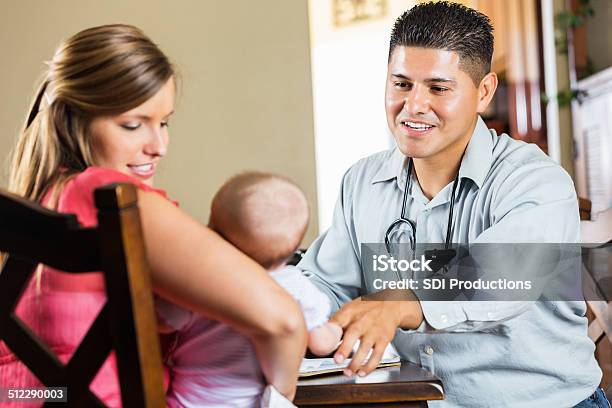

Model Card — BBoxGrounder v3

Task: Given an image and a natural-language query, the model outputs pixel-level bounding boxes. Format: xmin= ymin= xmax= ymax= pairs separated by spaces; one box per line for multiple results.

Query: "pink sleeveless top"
xmin=0 ymin=167 xmax=176 ymax=407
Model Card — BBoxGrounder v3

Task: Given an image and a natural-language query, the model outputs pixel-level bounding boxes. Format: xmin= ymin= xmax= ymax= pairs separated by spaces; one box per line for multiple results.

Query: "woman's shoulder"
xmin=57 ymin=167 xmax=176 ymax=227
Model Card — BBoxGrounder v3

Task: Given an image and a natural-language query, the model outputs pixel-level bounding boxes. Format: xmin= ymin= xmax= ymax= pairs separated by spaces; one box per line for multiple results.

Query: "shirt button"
xmin=440 ymin=314 xmax=448 ymax=323
xmin=425 ymin=346 xmax=434 ymax=355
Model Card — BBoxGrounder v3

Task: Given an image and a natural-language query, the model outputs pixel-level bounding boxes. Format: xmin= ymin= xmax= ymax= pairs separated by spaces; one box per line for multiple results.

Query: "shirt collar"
xmin=371 ymin=146 xmax=408 ymax=189
xmin=457 ymin=116 xmax=494 ymax=190
xmin=371 ymin=115 xmax=494 ymax=191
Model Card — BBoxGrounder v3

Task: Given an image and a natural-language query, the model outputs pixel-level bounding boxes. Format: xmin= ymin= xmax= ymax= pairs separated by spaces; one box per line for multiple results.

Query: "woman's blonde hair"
xmin=8 ymin=24 xmax=174 ymax=202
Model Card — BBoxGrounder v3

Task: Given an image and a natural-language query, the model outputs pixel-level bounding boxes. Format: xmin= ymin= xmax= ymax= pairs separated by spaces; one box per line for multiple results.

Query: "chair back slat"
xmin=0 ymin=189 xmax=100 ymax=271
xmin=66 ymin=303 xmax=113 ymax=390
xmin=95 ymin=184 xmax=166 ymax=407
xmin=579 ymin=197 xmax=592 ymax=221
xmin=3 ymin=317 xmax=65 ymax=386
xmin=0 ymin=230 xmax=100 ymax=272
xmin=0 ymin=189 xmax=80 ymax=229
xmin=0 ymin=256 xmax=38 ymax=317
xmin=0 ymin=183 xmax=165 ymax=407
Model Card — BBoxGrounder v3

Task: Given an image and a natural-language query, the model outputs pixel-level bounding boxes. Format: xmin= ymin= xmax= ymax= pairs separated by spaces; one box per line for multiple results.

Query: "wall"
xmin=0 ymin=0 xmax=319 ymax=244
xmin=587 ymin=0 xmax=612 ymax=72
xmin=308 ymin=0 xmax=416 ymax=231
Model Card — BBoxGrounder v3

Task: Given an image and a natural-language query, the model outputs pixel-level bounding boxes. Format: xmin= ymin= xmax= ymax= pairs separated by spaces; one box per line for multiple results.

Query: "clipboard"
xmin=299 ymin=343 xmax=400 ymax=377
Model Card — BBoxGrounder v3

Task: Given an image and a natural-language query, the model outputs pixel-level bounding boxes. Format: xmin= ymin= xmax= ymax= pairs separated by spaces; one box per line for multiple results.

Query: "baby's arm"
xmin=308 ymin=322 xmax=343 ymax=356
xmin=271 ymin=265 xmax=342 ymax=355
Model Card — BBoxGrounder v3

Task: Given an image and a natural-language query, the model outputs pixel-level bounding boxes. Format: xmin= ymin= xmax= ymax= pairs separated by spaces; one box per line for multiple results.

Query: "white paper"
xmin=299 ymin=342 xmax=400 ymax=375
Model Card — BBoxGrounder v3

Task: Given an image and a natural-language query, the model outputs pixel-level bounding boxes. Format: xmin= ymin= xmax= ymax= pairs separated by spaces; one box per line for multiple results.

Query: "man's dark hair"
xmin=389 ymin=1 xmax=494 ymax=86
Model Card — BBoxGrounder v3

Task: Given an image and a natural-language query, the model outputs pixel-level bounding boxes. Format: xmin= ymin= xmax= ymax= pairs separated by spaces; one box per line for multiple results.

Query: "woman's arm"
xmin=137 ymin=191 xmax=307 ymax=399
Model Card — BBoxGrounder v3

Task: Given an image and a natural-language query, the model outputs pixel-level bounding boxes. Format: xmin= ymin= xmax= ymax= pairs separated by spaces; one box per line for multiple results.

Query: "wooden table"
xmin=295 ymin=361 xmax=444 ymax=407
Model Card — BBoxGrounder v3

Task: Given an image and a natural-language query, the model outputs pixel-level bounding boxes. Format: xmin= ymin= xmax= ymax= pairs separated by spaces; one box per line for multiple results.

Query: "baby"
xmin=157 ymin=172 xmax=342 ymax=408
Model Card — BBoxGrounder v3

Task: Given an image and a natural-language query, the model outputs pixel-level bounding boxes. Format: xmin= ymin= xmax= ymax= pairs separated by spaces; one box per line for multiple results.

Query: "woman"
xmin=0 ymin=24 xmax=306 ymax=406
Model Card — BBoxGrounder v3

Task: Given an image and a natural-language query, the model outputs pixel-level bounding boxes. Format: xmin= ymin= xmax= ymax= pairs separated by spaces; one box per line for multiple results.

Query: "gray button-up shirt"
xmin=298 ymin=117 xmax=601 ymax=407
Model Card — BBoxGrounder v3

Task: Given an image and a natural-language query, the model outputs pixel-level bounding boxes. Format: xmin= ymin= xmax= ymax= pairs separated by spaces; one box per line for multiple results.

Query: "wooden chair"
xmin=0 ymin=184 xmax=165 ymax=407
xmin=579 ymin=197 xmax=592 ymax=221
xmin=579 ymin=197 xmax=612 ymax=397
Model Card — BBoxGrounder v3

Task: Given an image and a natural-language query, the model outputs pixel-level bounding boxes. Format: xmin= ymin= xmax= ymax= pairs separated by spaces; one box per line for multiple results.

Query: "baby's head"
xmin=210 ymin=172 xmax=309 ymax=270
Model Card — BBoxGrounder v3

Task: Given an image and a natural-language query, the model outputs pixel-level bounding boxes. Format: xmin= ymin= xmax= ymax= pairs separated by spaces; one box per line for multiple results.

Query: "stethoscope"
xmin=384 ymin=157 xmax=460 ymax=275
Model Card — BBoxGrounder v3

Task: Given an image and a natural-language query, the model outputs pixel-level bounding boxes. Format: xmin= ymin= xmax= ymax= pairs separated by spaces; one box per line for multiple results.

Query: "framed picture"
xmin=333 ymin=0 xmax=387 ymax=27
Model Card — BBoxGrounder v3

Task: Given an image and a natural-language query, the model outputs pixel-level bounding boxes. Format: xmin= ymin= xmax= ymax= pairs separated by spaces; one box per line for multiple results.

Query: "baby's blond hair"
xmin=210 ymin=172 xmax=309 ymax=269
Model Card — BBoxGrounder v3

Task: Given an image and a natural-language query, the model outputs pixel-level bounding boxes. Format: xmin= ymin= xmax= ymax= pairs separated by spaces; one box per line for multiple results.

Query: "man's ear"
xmin=476 ymin=72 xmax=498 ymax=113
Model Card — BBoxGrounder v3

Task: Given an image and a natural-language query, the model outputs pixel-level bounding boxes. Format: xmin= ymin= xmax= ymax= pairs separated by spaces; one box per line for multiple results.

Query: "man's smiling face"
xmin=385 ymin=46 xmax=486 ymax=162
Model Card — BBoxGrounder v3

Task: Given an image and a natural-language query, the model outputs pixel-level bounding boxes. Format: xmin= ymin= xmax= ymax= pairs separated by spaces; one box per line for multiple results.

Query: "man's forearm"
xmin=362 ymin=289 xmax=424 ymax=329
xmin=397 ymin=299 xmax=424 ymax=329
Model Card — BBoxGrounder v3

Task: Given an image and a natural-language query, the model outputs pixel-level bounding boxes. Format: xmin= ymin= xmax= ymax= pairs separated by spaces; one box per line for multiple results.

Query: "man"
xmin=298 ymin=2 xmax=606 ymax=407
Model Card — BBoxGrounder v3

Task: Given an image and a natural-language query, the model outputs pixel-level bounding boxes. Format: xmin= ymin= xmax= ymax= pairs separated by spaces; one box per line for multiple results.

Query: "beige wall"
xmin=587 ymin=0 xmax=612 ymax=72
xmin=0 ymin=0 xmax=319 ymax=244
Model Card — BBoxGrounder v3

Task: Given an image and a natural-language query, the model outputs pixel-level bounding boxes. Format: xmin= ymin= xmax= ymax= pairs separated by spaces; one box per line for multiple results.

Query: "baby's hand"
xmin=308 ymin=322 xmax=343 ymax=356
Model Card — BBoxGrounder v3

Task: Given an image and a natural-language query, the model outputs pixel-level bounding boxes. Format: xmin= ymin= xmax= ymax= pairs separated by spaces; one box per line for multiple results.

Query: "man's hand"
xmin=329 ymin=289 xmax=423 ymax=377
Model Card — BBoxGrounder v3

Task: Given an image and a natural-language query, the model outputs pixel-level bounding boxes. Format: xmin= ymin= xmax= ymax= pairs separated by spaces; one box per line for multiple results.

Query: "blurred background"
xmin=1 ymin=0 xmax=611 ymax=243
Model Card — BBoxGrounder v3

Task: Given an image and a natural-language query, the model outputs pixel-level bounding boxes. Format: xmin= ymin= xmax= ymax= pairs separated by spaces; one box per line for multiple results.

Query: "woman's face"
xmin=89 ymin=77 xmax=175 ymax=187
